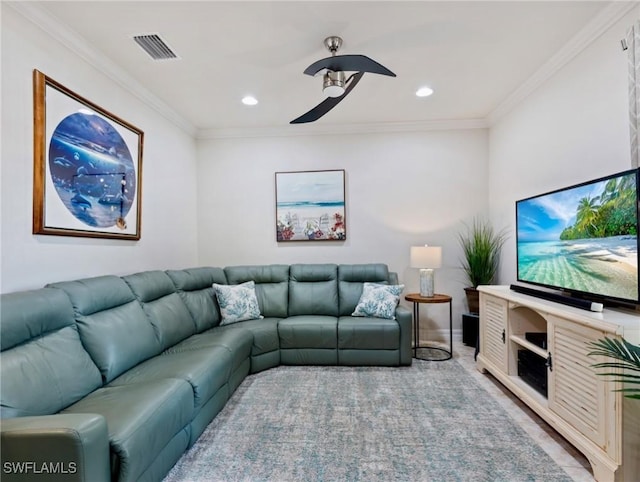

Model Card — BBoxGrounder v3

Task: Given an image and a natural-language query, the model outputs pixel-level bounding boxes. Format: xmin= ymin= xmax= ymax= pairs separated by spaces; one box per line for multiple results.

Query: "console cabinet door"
xmin=548 ymin=315 xmax=610 ymax=450
xmin=480 ymin=293 xmax=508 ymax=373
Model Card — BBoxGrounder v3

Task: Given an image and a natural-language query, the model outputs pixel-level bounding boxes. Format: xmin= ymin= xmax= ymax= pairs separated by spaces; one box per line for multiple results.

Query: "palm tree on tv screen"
xmin=560 ymin=176 xmax=637 ymax=241
xmin=576 ymin=196 xmax=600 ymax=236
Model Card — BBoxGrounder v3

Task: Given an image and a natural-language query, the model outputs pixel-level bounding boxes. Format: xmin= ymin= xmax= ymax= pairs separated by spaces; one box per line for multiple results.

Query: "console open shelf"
xmin=477 ymin=285 xmax=640 ymax=482
xmin=509 ymin=334 xmax=547 ymax=358
xmin=507 ymin=373 xmax=549 ymax=407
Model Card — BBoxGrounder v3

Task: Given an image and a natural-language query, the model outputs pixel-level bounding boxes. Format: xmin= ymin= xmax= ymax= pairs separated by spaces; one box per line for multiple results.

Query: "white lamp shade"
xmin=410 ymin=246 xmax=442 ymax=269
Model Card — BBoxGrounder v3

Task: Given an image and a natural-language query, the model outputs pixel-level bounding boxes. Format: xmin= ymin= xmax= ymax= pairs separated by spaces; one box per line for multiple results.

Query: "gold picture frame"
xmin=33 ymin=69 xmax=143 ymax=240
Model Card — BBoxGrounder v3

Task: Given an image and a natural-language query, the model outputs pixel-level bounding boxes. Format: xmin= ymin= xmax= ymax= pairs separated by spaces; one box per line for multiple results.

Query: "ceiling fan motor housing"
xmin=323 ymin=71 xmax=346 ymax=97
xmin=324 ymin=36 xmax=343 ymax=53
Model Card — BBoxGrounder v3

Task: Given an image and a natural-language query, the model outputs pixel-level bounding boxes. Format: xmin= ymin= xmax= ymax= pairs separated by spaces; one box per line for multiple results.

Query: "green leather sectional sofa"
xmin=1 ymin=263 xmax=411 ymax=482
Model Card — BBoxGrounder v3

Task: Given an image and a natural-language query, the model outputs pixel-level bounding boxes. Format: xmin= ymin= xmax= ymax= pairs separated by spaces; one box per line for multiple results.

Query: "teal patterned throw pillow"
xmin=212 ymin=281 xmax=263 ymax=325
xmin=352 ymin=283 xmax=404 ymax=320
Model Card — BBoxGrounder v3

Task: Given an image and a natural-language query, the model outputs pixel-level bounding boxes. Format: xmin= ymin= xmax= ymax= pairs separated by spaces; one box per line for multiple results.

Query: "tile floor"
xmin=451 ymin=341 xmax=595 ymax=482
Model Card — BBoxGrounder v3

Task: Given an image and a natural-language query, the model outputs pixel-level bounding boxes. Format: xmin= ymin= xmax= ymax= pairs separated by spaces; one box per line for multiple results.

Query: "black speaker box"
xmin=517 ymin=349 xmax=548 ymax=397
xmin=525 ymin=332 xmax=547 ymax=350
xmin=462 ymin=313 xmax=479 ymax=347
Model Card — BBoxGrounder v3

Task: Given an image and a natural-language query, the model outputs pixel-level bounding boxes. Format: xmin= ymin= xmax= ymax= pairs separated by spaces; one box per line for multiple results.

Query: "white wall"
xmin=197 ymin=129 xmax=490 ymax=333
xmin=0 ymin=6 xmax=199 ymax=292
xmin=489 ymin=9 xmax=639 ymax=285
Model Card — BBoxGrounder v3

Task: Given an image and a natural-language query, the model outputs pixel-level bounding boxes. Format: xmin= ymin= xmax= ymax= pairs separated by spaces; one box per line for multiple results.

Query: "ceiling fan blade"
xmin=290 ymin=72 xmax=365 ymax=124
xmin=303 ymin=54 xmax=395 ymax=77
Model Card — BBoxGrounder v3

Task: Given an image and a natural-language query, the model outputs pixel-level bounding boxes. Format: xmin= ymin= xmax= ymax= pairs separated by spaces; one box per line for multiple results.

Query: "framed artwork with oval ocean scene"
xmin=33 ymin=69 xmax=143 ymax=240
xmin=275 ymin=169 xmax=346 ymax=242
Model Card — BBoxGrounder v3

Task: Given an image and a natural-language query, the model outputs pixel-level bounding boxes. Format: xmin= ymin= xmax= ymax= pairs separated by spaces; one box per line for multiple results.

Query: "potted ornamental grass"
xmin=458 ymin=218 xmax=508 ymax=313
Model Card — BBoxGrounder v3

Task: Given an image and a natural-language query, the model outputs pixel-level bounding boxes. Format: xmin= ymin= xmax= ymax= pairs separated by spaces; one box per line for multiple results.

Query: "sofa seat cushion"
xmin=337 ymin=316 xmax=400 ymax=350
xmin=278 ymin=316 xmax=338 ymax=349
xmin=164 ymin=328 xmax=253 ymax=371
xmin=215 ymin=318 xmax=280 ymax=356
xmin=108 ymin=347 xmax=233 ymax=412
xmin=61 ymin=378 xmax=193 ymax=482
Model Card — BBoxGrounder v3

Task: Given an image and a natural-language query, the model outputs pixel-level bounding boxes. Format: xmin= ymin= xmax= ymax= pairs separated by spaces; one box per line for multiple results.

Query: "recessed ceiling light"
xmin=242 ymin=96 xmax=258 ymax=106
xmin=416 ymin=86 xmax=434 ymax=98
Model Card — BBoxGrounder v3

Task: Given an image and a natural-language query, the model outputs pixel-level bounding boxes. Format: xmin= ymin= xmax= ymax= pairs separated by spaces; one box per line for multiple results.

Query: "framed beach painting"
xmin=275 ymin=169 xmax=346 ymax=242
xmin=33 ymin=69 xmax=143 ymax=240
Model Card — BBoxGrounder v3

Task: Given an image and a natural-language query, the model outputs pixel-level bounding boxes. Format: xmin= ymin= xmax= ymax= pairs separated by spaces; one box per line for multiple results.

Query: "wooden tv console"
xmin=476 ymin=285 xmax=640 ymax=482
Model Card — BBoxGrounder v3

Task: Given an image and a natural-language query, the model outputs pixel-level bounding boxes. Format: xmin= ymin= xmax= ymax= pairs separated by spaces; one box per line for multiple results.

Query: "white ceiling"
xmin=28 ymin=1 xmax=617 ymax=133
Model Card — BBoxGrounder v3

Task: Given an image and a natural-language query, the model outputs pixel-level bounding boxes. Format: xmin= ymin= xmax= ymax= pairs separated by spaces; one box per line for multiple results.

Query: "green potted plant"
xmin=588 ymin=337 xmax=640 ymax=399
xmin=458 ymin=218 xmax=508 ymax=313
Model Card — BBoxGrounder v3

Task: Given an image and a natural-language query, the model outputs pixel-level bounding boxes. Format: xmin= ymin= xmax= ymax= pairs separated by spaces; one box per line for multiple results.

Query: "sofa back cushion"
xmin=288 ymin=264 xmax=339 ymax=316
xmin=0 ymin=288 xmax=102 ymax=418
xmin=338 ymin=264 xmax=390 ymax=316
xmin=166 ymin=267 xmax=227 ymax=331
xmin=123 ymin=271 xmax=197 ymax=351
xmin=48 ymin=276 xmax=160 ymax=383
xmin=225 ymin=265 xmax=289 ymax=318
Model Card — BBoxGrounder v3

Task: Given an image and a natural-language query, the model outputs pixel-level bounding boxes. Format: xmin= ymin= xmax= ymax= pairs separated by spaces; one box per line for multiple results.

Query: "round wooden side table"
xmin=405 ymin=293 xmax=453 ymax=361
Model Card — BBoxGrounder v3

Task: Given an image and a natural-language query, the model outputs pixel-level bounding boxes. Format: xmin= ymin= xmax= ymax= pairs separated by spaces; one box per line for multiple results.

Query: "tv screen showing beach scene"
xmin=516 ymin=169 xmax=639 ymax=303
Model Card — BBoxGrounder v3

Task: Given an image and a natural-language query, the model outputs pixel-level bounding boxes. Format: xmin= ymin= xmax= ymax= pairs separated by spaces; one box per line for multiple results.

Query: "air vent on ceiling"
xmin=132 ymin=34 xmax=179 ymax=61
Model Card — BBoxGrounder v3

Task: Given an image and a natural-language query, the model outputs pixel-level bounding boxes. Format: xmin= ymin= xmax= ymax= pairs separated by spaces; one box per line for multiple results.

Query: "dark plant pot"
xmin=464 ymin=287 xmax=480 ymax=314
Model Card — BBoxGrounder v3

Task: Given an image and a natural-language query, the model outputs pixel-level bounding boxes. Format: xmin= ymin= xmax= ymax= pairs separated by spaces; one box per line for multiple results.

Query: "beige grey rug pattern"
xmin=164 ymin=360 xmax=572 ymax=482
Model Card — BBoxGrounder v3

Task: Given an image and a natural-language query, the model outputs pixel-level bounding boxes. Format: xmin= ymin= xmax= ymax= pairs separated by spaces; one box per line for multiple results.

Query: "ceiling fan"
xmin=290 ymin=36 xmax=396 ymax=124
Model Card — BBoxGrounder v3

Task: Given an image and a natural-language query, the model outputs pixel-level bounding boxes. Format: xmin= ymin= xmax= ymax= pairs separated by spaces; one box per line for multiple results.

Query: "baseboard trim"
xmin=416 ymin=328 xmax=462 ymax=344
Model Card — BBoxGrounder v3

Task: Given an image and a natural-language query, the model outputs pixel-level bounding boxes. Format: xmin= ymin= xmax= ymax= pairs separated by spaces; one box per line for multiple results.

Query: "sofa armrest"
xmin=1 ymin=413 xmax=110 ymax=482
xmin=395 ymin=305 xmax=412 ymax=366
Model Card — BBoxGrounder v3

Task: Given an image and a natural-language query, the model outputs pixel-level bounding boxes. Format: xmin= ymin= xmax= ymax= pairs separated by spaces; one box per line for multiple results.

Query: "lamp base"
xmin=419 ymin=268 xmax=435 ymax=297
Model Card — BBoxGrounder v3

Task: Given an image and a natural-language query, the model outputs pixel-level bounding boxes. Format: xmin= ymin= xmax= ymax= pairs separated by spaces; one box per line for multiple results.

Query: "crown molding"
xmin=8 ymin=1 xmax=635 ymax=139
xmin=7 ymin=1 xmax=197 ymax=137
xmin=197 ymin=118 xmax=489 ymax=140
xmin=487 ymin=1 xmax=639 ymax=125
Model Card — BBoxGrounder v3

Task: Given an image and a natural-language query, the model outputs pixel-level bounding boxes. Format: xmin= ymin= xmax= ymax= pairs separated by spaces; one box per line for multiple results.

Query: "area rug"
xmin=164 ymin=360 xmax=572 ymax=482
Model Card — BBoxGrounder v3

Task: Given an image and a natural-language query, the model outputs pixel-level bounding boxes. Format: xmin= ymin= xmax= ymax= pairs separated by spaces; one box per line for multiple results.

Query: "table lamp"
xmin=410 ymin=245 xmax=442 ymax=297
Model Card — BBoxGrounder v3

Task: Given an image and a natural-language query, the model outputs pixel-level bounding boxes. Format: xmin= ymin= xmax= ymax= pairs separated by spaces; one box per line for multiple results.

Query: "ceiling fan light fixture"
xmin=323 ymin=71 xmax=346 ymax=98
xmin=324 ymin=85 xmax=346 ymax=98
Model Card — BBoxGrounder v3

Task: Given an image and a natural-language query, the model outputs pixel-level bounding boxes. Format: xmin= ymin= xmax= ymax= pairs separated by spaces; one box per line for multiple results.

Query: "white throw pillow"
xmin=212 ymin=281 xmax=263 ymax=325
xmin=351 ymin=282 xmax=404 ymax=320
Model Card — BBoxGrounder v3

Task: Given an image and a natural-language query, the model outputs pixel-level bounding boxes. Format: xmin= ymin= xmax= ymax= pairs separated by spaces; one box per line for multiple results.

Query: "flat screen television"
xmin=515 ymin=168 xmax=640 ymax=306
